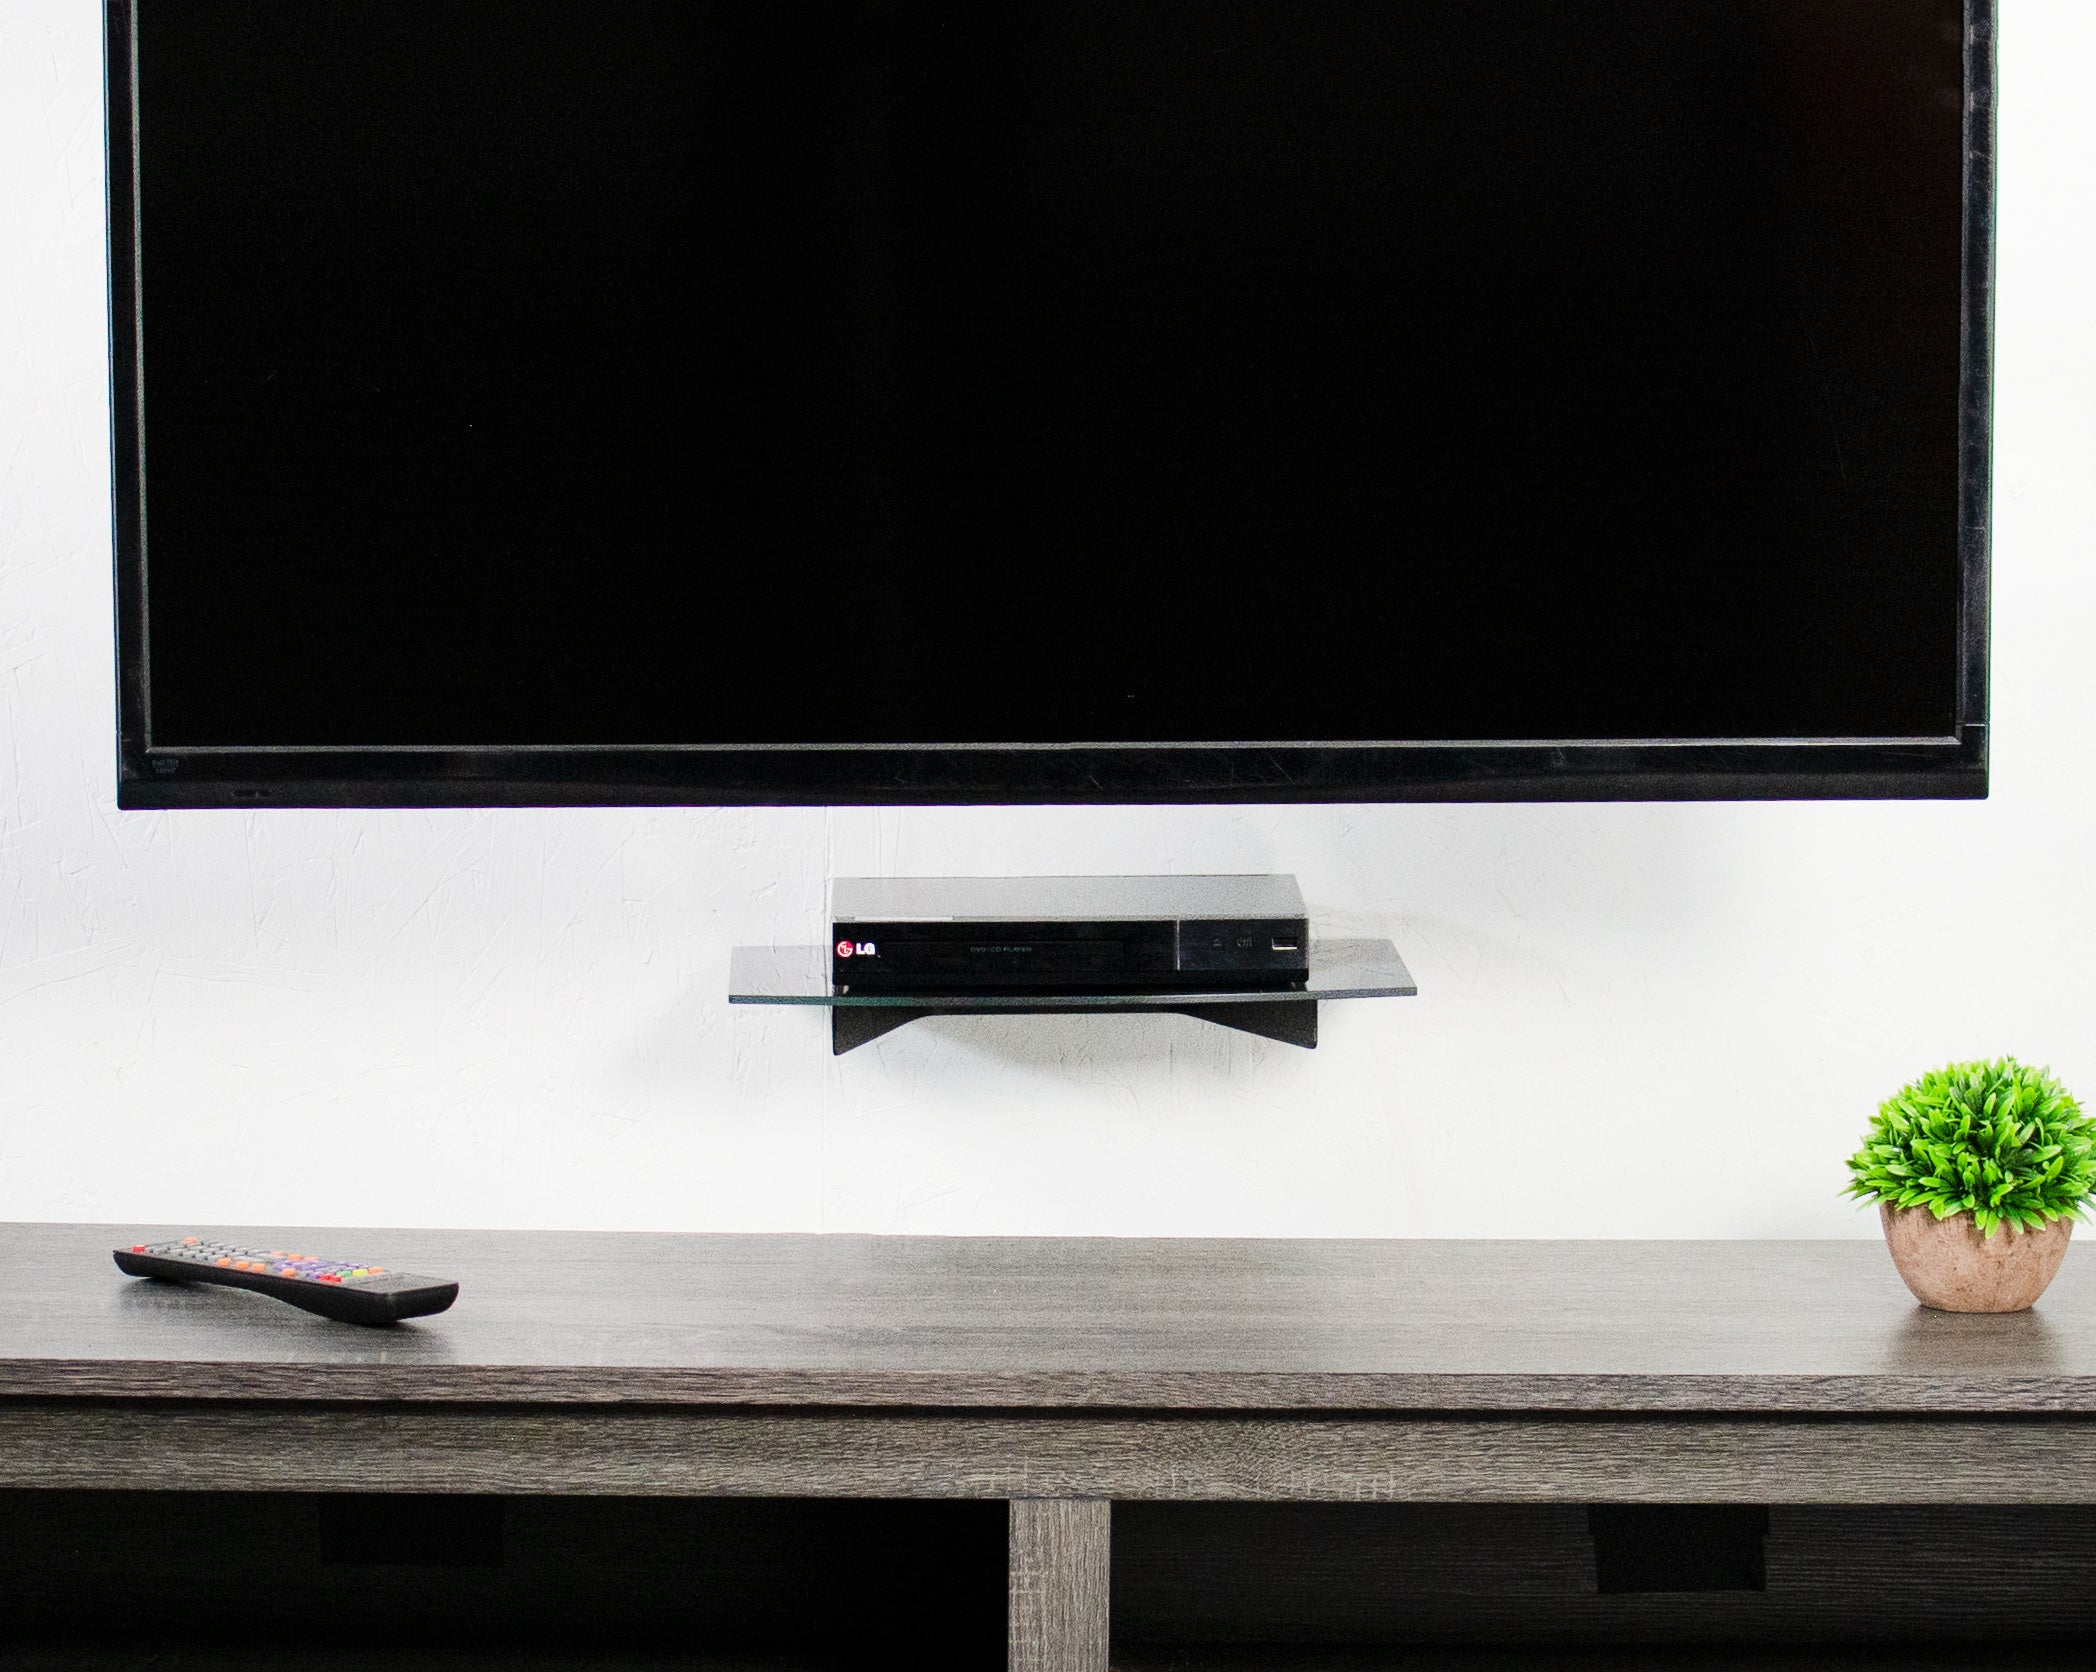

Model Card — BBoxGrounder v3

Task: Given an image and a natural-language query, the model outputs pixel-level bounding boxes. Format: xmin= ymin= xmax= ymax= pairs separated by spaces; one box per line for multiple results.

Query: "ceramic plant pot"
xmin=1879 ymin=1202 xmax=2072 ymax=1312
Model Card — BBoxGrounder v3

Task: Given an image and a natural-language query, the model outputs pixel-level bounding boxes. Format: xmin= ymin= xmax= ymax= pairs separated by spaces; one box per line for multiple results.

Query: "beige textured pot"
xmin=1879 ymin=1203 xmax=2072 ymax=1312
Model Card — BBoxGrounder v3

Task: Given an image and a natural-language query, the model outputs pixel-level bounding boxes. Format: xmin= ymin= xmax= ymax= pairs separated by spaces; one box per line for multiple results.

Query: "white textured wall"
xmin=3 ymin=2 xmax=2091 ymax=1238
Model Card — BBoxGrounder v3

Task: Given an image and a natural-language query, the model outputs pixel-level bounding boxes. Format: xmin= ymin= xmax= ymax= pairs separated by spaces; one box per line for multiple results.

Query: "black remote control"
xmin=114 ymin=1237 xmax=459 ymax=1326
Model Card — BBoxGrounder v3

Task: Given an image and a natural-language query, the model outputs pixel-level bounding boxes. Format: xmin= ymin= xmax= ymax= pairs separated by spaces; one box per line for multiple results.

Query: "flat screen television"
xmin=107 ymin=0 xmax=1992 ymax=807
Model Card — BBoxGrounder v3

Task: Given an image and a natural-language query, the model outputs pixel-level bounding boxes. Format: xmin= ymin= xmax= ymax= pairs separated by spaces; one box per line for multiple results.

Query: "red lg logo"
xmin=836 ymin=940 xmax=854 ymax=958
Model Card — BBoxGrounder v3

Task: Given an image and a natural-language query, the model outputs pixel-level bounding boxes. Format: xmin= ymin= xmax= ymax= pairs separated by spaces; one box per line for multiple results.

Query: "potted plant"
xmin=1845 ymin=1057 xmax=2094 ymax=1312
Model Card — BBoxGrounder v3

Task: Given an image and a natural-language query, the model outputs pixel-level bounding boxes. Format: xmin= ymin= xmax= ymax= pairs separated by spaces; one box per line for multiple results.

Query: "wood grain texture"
xmin=4 ymin=1404 xmax=2094 ymax=1502
xmin=8 ymin=1225 xmax=2096 ymax=1413
xmin=1010 ymin=1499 xmax=1110 ymax=1672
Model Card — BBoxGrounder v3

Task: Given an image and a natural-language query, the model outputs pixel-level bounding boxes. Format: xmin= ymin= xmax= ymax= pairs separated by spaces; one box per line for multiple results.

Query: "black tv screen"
xmin=108 ymin=0 xmax=1991 ymax=806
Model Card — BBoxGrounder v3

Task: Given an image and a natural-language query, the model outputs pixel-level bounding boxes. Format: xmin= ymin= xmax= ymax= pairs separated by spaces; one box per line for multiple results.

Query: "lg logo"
xmin=835 ymin=940 xmax=877 ymax=958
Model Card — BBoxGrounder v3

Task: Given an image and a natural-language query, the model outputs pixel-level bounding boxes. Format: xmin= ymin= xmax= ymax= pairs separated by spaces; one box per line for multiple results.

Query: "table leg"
xmin=1008 ymin=1497 xmax=1111 ymax=1672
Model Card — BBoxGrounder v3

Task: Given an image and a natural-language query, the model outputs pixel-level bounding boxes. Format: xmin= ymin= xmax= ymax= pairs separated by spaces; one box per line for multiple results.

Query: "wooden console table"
xmin=3 ymin=1226 xmax=2094 ymax=1669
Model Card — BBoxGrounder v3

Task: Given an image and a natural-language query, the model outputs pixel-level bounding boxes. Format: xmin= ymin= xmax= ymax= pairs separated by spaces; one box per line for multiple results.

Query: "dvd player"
xmin=830 ymin=874 xmax=1309 ymax=993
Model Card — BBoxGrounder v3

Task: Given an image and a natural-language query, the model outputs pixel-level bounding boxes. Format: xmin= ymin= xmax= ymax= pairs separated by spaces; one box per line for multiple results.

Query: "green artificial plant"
xmin=1846 ymin=1057 xmax=2096 ymax=1237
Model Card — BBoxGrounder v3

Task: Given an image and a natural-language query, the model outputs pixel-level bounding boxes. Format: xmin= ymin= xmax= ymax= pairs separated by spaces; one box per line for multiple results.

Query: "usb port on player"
xmin=1271 ymin=937 xmax=1301 ymax=953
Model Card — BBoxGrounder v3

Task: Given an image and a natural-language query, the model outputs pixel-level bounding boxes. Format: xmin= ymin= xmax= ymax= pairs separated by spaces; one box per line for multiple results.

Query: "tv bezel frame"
xmin=104 ymin=0 xmax=1994 ymax=809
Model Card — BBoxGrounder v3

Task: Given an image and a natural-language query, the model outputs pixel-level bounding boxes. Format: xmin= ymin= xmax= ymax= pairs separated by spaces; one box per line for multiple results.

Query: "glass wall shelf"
xmin=730 ymin=938 xmax=1416 ymax=1054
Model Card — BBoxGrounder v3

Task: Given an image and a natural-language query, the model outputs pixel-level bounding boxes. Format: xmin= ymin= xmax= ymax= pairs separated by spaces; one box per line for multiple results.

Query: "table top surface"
xmin=5 ymin=1223 xmax=2096 ymax=1413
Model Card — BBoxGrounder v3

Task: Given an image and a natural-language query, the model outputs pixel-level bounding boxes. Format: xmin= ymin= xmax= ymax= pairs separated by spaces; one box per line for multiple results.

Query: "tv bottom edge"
xmin=117 ymin=740 xmax=1984 ymax=808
